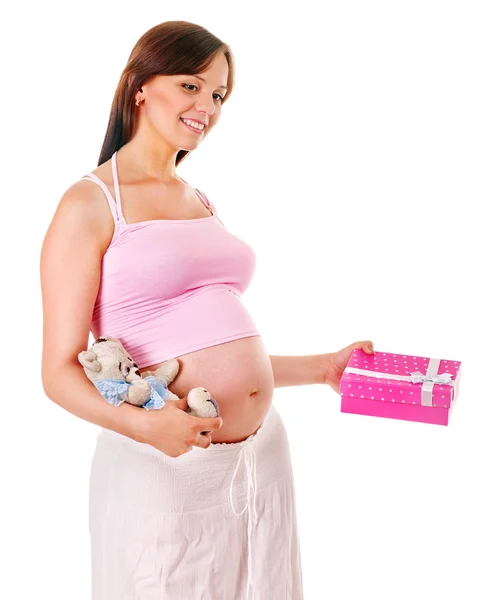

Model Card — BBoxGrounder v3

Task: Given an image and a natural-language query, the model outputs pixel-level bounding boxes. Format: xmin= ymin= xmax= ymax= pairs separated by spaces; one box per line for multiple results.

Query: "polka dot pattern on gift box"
xmin=339 ymin=349 xmax=461 ymax=408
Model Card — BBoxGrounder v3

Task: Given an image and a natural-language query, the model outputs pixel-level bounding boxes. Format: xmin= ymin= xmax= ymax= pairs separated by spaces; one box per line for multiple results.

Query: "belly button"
xmin=250 ymin=389 xmax=259 ymax=396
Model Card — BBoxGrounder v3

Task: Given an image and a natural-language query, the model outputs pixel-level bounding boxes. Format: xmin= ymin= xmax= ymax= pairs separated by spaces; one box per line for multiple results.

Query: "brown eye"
xmin=182 ymin=83 xmax=223 ymax=102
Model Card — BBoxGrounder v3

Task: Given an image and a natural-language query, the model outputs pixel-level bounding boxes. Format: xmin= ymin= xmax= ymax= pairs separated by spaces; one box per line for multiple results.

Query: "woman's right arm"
xmin=40 ymin=180 xmax=223 ymax=455
xmin=40 ymin=180 xmax=146 ymax=440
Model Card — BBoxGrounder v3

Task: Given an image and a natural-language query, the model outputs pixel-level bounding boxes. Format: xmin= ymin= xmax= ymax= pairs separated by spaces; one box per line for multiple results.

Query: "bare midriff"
xmin=140 ymin=335 xmax=275 ymax=444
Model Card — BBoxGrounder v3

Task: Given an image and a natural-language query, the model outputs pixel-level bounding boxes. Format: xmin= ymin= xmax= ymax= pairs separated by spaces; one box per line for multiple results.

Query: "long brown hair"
xmin=96 ymin=21 xmax=235 ymax=167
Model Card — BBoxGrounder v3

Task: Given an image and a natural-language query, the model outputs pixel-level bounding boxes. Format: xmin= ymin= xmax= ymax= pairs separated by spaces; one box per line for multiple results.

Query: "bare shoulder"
xmin=50 ymin=168 xmax=116 ymax=256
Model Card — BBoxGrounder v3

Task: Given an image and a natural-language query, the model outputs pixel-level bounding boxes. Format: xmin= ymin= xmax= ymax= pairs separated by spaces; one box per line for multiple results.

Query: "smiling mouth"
xmin=180 ymin=118 xmax=206 ymax=133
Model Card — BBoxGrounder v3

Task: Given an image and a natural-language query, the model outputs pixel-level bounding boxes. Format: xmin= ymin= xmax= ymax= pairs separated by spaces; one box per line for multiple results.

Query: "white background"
xmin=1 ymin=1 xmax=499 ymax=598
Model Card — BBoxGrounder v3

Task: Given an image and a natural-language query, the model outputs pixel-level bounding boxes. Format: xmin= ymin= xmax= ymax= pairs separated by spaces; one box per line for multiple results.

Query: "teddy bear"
xmin=78 ymin=336 xmax=219 ymax=420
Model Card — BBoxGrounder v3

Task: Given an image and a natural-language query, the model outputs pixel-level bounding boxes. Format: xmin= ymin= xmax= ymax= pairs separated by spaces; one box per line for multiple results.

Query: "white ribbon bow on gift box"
xmin=409 ymin=371 xmax=453 ymax=385
xmin=344 ymin=357 xmax=458 ymax=407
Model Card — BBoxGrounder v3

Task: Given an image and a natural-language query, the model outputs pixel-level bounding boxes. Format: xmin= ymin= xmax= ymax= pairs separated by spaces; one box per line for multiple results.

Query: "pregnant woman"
xmin=40 ymin=21 xmax=374 ymax=599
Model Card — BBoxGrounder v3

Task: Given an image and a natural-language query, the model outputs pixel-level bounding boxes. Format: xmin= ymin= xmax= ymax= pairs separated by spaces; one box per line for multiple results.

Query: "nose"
xmin=195 ymin=93 xmax=217 ymax=116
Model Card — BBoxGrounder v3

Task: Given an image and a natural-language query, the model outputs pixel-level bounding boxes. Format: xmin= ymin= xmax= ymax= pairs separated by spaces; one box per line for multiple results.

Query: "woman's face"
xmin=135 ymin=52 xmax=229 ymax=152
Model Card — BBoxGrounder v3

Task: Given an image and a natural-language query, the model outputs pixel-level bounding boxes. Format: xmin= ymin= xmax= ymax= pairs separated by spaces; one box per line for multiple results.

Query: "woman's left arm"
xmin=269 ymin=340 xmax=375 ymax=393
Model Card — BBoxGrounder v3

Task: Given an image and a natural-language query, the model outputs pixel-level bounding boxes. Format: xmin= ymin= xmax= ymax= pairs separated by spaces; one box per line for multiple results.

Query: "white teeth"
xmin=182 ymin=118 xmax=204 ymax=130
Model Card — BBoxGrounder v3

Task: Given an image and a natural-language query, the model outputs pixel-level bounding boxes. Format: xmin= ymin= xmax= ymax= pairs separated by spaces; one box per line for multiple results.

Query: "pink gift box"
xmin=339 ymin=349 xmax=462 ymax=426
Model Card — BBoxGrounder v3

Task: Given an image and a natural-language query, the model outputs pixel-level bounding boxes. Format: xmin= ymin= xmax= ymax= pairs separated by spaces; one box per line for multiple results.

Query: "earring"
xmin=136 ymin=88 xmax=143 ymax=106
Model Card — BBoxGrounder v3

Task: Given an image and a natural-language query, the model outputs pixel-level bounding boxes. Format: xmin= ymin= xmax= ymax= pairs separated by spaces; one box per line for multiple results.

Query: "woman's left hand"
xmin=321 ymin=340 xmax=375 ymax=394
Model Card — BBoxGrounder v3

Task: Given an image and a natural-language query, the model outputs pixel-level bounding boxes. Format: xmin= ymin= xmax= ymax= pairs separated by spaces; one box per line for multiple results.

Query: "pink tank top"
xmin=81 ymin=151 xmax=259 ymax=368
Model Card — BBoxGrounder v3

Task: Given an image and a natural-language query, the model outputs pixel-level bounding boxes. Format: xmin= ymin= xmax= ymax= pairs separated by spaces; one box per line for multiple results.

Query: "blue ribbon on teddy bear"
xmin=92 ymin=376 xmax=168 ymax=410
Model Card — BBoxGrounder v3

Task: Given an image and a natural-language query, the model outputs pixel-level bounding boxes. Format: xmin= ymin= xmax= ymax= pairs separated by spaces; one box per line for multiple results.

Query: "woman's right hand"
xmin=134 ymin=396 xmax=223 ymax=457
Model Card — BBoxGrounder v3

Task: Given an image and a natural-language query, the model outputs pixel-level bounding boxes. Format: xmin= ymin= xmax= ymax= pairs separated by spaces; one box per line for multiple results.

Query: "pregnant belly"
xmin=140 ymin=335 xmax=275 ymax=444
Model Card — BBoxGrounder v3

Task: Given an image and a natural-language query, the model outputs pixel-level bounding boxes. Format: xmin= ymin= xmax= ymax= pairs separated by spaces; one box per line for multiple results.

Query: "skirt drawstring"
xmin=229 ymin=437 xmax=258 ymax=600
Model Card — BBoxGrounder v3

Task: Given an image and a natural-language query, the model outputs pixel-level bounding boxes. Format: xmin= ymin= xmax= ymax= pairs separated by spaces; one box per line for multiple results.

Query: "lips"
xmin=181 ymin=117 xmax=207 ymax=126
xmin=181 ymin=118 xmax=205 ymax=134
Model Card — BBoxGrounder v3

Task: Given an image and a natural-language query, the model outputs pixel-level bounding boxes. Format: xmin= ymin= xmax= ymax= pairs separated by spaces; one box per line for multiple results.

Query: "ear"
xmin=78 ymin=350 xmax=101 ymax=372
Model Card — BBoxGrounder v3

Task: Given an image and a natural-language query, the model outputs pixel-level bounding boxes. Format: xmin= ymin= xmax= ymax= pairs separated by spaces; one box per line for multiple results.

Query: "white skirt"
xmin=88 ymin=403 xmax=304 ymax=599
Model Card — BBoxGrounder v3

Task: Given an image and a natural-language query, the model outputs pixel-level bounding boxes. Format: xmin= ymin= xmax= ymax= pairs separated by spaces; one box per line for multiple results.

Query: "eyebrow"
xmin=192 ymin=75 xmax=228 ymax=90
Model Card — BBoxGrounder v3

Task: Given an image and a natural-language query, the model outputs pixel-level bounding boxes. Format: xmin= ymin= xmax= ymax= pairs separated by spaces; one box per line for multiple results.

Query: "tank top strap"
xmin=178 ymin=176 xmax=216 ymax=216
xmin=80 ymin=172 xmax=121 ymax=225
xmin=196 ymin=188 xmax=216 ymax=216
xmin=111 ymin=151 xmax=126 ymax=222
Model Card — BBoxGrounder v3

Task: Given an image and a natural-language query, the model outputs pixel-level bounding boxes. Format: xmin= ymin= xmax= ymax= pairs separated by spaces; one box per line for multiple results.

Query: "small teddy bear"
xmin=78 ymin=336 xmax=219 ymax=420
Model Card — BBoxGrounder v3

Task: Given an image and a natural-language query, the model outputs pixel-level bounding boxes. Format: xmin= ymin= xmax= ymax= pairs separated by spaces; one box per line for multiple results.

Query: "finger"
xmin=171 ymin=396 xmax=189 ymax=408
xmin=191 ymin=415 xmax=224 ymax=432
xmin=357 ymin=340 xmax=375 ymax=354
xmin=195 ymin=433 xmax=212 ymax=449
